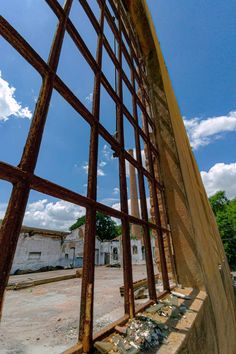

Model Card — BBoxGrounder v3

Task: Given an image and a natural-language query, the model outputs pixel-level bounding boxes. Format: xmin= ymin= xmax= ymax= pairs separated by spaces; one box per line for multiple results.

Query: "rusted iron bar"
xmin=0 ymin=16 xmax=48 ymax=77
xmin=128 ymin=25 xmax=170 ymax=290
xmin=79 ymin=2 xmax=105 ymax=352
xmin=62 ymin=284 xmax=174 ymax=354
xmin=0 ymin=15 xmax=159 ymax=187
xmin=0 ymin=0 xmax=174 ymax=347
xmin=129 ymin=49 xmax=157 ymax=302
xmin=45 ymin=0 xmax=66 ymax=19
xmin=0 ymin=0 xmax=73 ymax=317
xmin=67 ymin=18 xmax=98 ymax=72
xmin=159 ymin=186 xmax=178 ymax=282
xmin=0 ymin=9 xmax=154 ymax=144
xmin=79 ymin=0 xmax=101 ymax=34
xmin=104 ymin=0 xmax=147 ymax=87
xmin=142 ymin=111 xmax=170 ymax=291
xmin=54 ymin=76 xmax=95 ymax=126
xmin=116 ymin=0 xmax=135 ymax=318
xmin=0 ymin=161 xmax=171 ymax=237
xmin=100 ymin=0 xmax=154 ymax=126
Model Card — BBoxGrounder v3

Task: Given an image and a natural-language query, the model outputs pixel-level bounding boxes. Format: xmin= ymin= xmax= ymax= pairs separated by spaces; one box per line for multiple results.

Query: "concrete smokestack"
xmin=128 ymin=149 xmax=142 ymax=239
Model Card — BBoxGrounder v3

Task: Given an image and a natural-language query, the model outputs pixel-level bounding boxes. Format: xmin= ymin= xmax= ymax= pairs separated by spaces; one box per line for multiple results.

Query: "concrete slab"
xmin=0 ymin=265 xmax=149 ymax=354
xmin=7 ymin=268 xmax=78 ymax=290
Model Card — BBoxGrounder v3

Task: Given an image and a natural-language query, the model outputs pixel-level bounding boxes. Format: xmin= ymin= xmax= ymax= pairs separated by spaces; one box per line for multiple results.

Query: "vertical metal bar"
xmin=159 ymin=188 xmax=178 ymax=282
xmin=116 ymin=0 xmax=135 ymax=318
xmin=129 ymin=47 xmax=157 ymax=300
xmin=79 ymin=2 xmax=105 ymax=352
xmin=0 ymin=0 xmax=73 ymax=317
xmin=147 ymin=99 xmax=177 ymax=283
xmin=143 ymin=113 xmax=170 ymax=290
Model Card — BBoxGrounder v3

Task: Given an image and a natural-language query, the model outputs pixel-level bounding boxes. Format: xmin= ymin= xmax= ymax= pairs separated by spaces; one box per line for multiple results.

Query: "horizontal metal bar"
xmin=61 ymin=287 xmax=174 ymax=354
xmin=0 ymin=16 xmax=48 ymax=77
xmin=79 ymin=0 xmax=101 ymax=35
xmin=0 ymin=15 xmax=158 ymax=166
xmin=0 ymin=162 xmax=168 ymax=232
xmin=45 ymin=0 xmax=66 ymax=19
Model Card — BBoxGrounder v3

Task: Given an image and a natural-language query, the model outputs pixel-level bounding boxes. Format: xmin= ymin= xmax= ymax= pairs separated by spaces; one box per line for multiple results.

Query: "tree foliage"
xmin=209 ymin=191 xmax=236 ymax=267
xmin=70 ymin=212 xmax=119 ymax=241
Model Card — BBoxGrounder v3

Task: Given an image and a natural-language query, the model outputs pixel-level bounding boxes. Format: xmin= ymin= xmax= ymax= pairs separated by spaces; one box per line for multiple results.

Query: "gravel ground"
xmin=0 ymin=265 xmax=153 ymax=354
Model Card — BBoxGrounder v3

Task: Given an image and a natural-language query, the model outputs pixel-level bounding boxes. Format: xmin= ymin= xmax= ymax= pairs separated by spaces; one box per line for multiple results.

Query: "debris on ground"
xmin=94 ymin=292 xmax=193 ymax=353
xmin=134 ymin=287 xmax=148 ymax=300
xmin=106 ymin=263 xmax=121 ymax=268
xmin=171 ymin=291 xmax=191 ymax=300
xmin=75 ymin=269 xmax=82 ymax=278
xmin=95 ymin=316 xmax=167 ymax=353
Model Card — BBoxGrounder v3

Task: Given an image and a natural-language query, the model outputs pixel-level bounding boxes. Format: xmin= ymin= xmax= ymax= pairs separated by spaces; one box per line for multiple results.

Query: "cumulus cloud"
xmin=99 ymin=161 xmax=106 ymax=168
xmin=201 ymin=163 xmax=236 ymax=199
xmin=184 ymin=111 xmax=236 ymax=149
xmin=100 ymin=197 xmax=119 ymax=206
xmin=97 ymin=168 xmax=105 ymax=176
xmin=23 ymin=199 xmax=85 ymax=231
xmin=112 ymin=187 xmax=120 ymax=195
xmin=0 ymin=71 xmax=32 ymax=121
xmin=82 ymin=162 xmax=89 ymax=174
xmin=82 ymin=161 xmax=106 ymax=176
xmin=85 ymin=92 xmax=93 ymax=103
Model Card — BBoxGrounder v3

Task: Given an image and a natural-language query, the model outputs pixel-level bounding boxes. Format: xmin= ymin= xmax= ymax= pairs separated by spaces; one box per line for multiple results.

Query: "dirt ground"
xmin=0 ymin=265 xmax=153 ymax=354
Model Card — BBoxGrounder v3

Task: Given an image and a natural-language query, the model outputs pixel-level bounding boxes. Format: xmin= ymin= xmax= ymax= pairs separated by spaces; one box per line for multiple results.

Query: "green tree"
xmin=115 ymin=224 xmax=122 ymax=236
xmin=70 ymin=212 xmax=119 ymax=241
xmin=209 ymin=191 xmax=236 ymax=267
xmin=209 ymin=190 xmax=229 ymax=214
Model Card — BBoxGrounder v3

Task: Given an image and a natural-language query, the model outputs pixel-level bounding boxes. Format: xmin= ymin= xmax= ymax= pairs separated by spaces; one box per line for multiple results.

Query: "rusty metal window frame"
xmin=0 ymin=0 xmax=175 ymax=351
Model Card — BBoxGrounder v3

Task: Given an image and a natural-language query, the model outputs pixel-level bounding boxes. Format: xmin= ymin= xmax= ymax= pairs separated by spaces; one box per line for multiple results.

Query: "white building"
xmin=9 ymin=224 xmax=157 ymax=274
xmin=62 ymin=225 xmax=157 ymax=267
xmin=62 ymin=225 xmax=121 ymax=267
xmin=11 ymin=225 xmax=69 ymax=274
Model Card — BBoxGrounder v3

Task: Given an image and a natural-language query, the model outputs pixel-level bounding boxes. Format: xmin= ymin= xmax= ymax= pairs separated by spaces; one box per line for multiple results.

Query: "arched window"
xmin=142 ymin=246 xmax=145 ymax=260
xmin=113 ymin=247 xmax=118 ymax=261
xmin=132 ymin=245 xmax=138 ymax=255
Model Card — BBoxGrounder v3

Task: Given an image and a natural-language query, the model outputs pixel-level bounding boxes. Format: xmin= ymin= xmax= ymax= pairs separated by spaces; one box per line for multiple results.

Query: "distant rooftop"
xmin=0 ymin=220 xmax=69 ymax=238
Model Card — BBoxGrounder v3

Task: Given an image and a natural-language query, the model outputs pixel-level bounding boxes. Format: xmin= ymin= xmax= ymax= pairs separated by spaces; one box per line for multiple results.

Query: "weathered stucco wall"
xmin=124 ymin=1 xmax=236 ymax=353
xmin=12 ymin=233 xmax=63 ymax=273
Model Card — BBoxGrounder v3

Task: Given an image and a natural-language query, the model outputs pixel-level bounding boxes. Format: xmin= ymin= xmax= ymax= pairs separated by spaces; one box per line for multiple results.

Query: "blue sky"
xmin=0 ymin=0 xmax=236 ymax=230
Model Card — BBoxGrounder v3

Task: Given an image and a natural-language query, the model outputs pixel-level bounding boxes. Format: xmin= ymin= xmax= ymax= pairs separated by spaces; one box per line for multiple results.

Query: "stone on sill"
xmin=94 ymin=341 xmax=113 ymax=353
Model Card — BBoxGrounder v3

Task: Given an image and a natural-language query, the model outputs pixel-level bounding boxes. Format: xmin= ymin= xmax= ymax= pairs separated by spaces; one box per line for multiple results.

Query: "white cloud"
xmin=102 ymin=144 xmax=112 ymax=160
xmin=85 ymin=92 xmax=93 ymax=103
xmin=82 ymin=161 xmax=106 ymax=176
xmin=201 ymin=162 xmax=236 ymax=199
xmin=112 ymin=187 xmax=120 ymax=195
xmin=82 ymin=162 xmax=89 ymax=174
xmin=99 ymin=161 xmax=106 ymax=168
xmin=100 ymin=197 xmax=119 ymax=205
xmin=0 ymin=71 xmax=32 ymax=121
xmin=97 ymin=168 xmax=105 ymax=176
xmin=184 ymin=111 xmax=236 ymax=149
xmin=111 ymin=201 xmax=121 ymax=211
xmin=23 ymin=199 xmax=85 ymax=231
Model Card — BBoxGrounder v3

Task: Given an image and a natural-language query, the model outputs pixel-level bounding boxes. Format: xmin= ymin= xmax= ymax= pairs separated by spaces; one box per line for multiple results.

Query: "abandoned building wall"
xmin=124 ymin=0 xmax=236 ymax=353
xmin=11 ymin=233 xmax=63 ymax=274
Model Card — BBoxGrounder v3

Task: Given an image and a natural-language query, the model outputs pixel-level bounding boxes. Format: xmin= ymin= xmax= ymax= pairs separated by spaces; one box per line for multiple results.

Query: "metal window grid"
xmin=0 ymin=0 xmax=175 ymax=351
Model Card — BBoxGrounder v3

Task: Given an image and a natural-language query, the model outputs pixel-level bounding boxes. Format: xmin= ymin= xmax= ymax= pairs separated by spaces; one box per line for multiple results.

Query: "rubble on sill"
xmin=94 ymin=291 xmax=194 ymax=354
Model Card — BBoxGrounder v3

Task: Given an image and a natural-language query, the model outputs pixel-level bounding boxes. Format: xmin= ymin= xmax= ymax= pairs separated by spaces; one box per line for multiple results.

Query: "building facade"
xmin=10 ymin=224 xmax=157 ymax=274
xmin=11 ymin=225 xmax=69 ymax=274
